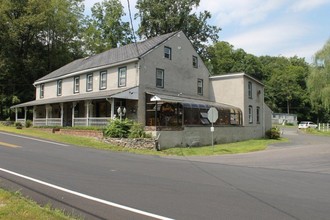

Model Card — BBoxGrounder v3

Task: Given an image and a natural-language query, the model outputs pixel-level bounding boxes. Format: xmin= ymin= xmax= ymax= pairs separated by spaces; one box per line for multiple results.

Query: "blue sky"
xmin=84 ymin=0 xmax=330 ymax=63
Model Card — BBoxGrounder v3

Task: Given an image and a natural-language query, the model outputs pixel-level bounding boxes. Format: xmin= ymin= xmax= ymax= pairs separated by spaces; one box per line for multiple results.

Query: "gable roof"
xmin=35 ymin=31 xmax=179 ymax=84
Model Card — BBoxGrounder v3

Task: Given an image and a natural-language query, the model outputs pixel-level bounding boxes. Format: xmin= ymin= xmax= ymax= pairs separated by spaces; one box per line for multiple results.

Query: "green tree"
xmin=307 ymin=39 xmax=330 ymax=122
xmin=83 ymin=0 xmax=133 ymax=54
xmin=135 ymin=0 xmax=220 ymax=59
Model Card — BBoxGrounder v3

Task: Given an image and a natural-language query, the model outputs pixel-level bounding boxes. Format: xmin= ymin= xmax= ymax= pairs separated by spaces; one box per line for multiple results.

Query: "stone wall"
xmin=103 ymin=138 xmax=156 ymax=150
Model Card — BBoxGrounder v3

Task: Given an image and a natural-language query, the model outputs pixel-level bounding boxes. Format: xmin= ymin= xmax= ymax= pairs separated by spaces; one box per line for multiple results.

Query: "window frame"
xmin=192 ymin=55 xmax=198 ymax=68
xmin=248 ymin=81 xmax=253 ymax=99
xmin=118 ymin=67 xmax=127 ymax=87
xmin=57 ymin=80 xmax=62 ymax=96
xmin=248 ymin=105 xmax=253 ymax=124
xmin=86 ymin=73 xmax=93 ymax=92
xmin=40 ymin=84 xmax=44 ymax=99
xmin=197 ymin=78 xmax=203 ymax=95
xmin=156 ymin=68 xmax=164 ymax=88
xmin=74 ymin=76 xmax=80 ymax=94
xmin=164 ymin=46 xmax=172 ymax=60
xmin=256 ymin=106 xmax=260 ymax=124
xmin=99 ymin=71 xmax=107 ymax=90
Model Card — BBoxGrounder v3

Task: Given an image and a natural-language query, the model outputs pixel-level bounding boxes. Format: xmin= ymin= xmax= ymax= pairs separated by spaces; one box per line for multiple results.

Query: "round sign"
xmin=207 ymin=107 xmax=218 ymax=123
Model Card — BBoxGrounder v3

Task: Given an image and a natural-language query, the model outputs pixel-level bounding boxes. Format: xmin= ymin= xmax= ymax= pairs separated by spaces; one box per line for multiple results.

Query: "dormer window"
xmin=164 ymin=46 xmax=172 ymax=60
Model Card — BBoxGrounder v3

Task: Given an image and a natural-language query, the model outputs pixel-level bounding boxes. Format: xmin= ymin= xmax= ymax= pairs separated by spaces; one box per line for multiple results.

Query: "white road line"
xmin=0 ymin=132 xmax=69 ymax=147
xmin=0 ymin=168 xmax=174 ymax=220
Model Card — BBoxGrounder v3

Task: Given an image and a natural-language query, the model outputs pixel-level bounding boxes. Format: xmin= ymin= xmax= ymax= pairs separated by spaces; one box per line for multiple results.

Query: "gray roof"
xmin=35 ymin=32 xmax=179 ymax=83
xmin=11 ymin=87 xmax=137 ymax=108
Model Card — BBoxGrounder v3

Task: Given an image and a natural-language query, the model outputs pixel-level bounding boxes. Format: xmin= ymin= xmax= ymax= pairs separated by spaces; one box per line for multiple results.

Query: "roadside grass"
xmin=0 ymin=188 xmax=77 ymax=220
xmin=0 ymin=124 xmax=286 ymax=156
xmin=304 ymin=128 xmax=330 ymax=136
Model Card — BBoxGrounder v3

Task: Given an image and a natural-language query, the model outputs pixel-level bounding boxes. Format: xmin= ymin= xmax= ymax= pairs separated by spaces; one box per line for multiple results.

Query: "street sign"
xmin=207 ymin=107 xmax=218 ymax=123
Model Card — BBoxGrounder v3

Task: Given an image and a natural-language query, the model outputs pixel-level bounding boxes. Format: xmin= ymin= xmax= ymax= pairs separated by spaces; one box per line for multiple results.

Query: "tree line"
xmin=0 ymin=0 xmax=329 ymax=122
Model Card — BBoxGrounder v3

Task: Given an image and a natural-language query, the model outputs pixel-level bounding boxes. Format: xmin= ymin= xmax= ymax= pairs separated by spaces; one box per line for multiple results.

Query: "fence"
xmin=318 ymin=123 xmax=330 ymax=132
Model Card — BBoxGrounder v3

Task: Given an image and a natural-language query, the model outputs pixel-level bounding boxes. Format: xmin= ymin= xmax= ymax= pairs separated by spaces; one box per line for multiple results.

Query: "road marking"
xmin=0 ymin=132 xmax=68 ymax=147
xmin=0 ymin=142 xmax=21 ymax=148
xmin=0 ymin=168 xmax=174 ymax=220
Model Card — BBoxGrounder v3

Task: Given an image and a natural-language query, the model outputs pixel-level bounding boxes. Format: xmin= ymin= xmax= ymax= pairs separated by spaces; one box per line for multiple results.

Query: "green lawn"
xmin=0 ymin=188 xmax=77 ymax=220
xmin=0 ymin=124 xmax=286 ymax=156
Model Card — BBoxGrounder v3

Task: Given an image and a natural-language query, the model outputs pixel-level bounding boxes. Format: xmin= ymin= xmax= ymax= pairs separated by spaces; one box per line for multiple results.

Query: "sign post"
xmin=207 ymin=107 xmax=218 ymax=151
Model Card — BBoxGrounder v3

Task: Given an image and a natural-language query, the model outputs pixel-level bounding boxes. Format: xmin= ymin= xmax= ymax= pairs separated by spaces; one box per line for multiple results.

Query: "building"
xmin=272 ymin=113 xmax=298 ymax=125
xmin=12 ymin=31 xmax=272 ymax=147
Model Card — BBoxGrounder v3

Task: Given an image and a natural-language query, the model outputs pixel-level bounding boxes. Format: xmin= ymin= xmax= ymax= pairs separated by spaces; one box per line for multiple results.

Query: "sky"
xmin=84 ymin=0 xmax=330 ymax=63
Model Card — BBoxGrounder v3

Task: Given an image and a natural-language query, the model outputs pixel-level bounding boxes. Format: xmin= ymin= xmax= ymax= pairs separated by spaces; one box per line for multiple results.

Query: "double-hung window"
xmin=192 ymin=55 xmax=198 ymax=68
xmin=164 ymin=46 xmax=172 ymax=60
xmin=86 ymin=73 xmax=93 ymax=92
xmin=248 ymin=81 xmax=253 ymax=99
xmin=156 ymin=68 xmax=164 ymax=88
xmin=197 ymin=79 xmax=203 ymax=95
xmin=248 ymin=105 xmax=253 ymax=124
xmin=74 ymin=76 xmax=80 ymax=93
xmin=57 ymin=80 xmax=62 ymax=96
xmin=40 ymin=84 xmax=44 ymax=98
xmin=100 ymin=71 xmax=107 ymax=90
xmin=118 ymin=67 xmax=127 ymax=87
xmin=256 ymin=106 xmax=260 ymax=124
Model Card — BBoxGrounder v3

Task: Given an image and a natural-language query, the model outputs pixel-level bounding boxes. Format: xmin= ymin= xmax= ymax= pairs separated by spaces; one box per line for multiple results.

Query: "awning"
xmin=11 ymin=87 xmax=139 ymax=108
xmin=149 ymin=93 xmax=241 ymax=111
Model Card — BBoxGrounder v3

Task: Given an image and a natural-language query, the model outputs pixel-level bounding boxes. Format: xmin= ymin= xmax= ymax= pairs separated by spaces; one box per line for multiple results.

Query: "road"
xmin=0 ymin=128 xmax=330 ymax=220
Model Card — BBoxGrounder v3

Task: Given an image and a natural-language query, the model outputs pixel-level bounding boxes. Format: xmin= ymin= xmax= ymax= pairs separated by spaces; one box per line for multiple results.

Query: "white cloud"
xmin=289 ymin=0 xmax=330 ymax=12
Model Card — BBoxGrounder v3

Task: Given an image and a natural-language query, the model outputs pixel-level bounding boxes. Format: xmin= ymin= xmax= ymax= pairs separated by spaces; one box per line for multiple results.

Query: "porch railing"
xmin=73 ymin=117 xmax=110 ymax=127
xmin=33 ymin=118 xmax=61 ymax=126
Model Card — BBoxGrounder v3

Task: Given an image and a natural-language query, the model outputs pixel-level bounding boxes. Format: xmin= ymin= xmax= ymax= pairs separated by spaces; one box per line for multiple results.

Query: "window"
xmin=100 ymin=71 xmax=107 ymax=90
xmin=156 ymin=68 xmax=164 ymax=88
xmin=40 ymin=84 xmax=44 ymax=98
xmin=164 ymin=46 xmax=172 ymax=60
xmin=248 ymin=105 xmax=253 ymax=124
xmin=192 ymin=55 xmax=198 ymax=68
xmin=256 ymin=106 xmax=260 ymax=124
xmin=57 ymin=80 xmax=62 ymax=96
xmin=118 ymin=67 xmax=127 ymax=87
xmin=74 ymin=76 xmax=80 ymax=93
xmin=87 ymin=73 xmax=93 ymax=91
xmin=197 ymin=79 xmax=203 ymax=95
xmin=248 ymin=81 xmax=252 ymax=99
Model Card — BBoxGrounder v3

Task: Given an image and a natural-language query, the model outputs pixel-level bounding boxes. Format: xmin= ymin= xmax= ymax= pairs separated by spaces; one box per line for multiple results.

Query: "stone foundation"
xmin=103 ymin=138 xmax=156 ymax=150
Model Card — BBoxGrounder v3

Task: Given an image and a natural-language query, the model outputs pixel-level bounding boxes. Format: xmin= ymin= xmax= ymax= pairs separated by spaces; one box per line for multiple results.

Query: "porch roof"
xmin=148 ymin=93 xmax=241 ymax=111
xmin=11 ymin=87 xmax=138 ymax=108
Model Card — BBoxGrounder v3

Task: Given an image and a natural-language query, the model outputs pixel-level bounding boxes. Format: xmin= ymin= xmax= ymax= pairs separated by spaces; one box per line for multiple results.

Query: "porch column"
xmin=15 ymin=108 xmax=18 ymax=122
xmin=72 ymin=102 xmax=77 ymax=127
xmin=60 ymin=103 xmax=64 ymax=127
xmin=111 ymin=98 xmax=115 ymax=119
xmin=33 ymin=106 xmax=36 ymax=126
xmin=85 ymin=100 xmax=91 ymax=126
xmin=45 ymin=104 xmax=51 ymax=126
xmin=24 ymin=107 xmax=27 ymax=123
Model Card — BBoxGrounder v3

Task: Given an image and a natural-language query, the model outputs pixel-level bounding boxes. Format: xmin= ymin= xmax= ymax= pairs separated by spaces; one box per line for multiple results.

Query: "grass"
xmin=0 ymin=188 xmax=77 ymax=220
xmin=0 ymin=124 xmax=286 ymax=156
xmin=304 ymin=128 xmax=330 ymax=136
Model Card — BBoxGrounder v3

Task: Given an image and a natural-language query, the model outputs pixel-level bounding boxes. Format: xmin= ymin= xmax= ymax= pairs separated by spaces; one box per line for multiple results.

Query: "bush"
xmin=265 ymin=127 xmax=281 ymax=139
xmin=103 ymin=118 xmax=133 ymax=138
xmin=128 ymin=123 xmax=150 ymax=138
xmin=14 ymin=122 xmax=23 ymax=129
xmin=25 ymin=120 xmax=32 ymax=128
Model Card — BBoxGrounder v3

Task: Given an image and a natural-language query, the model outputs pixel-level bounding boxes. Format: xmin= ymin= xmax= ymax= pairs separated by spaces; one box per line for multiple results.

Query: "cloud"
xmin=289 ymin=0 xmax=330 ymax=12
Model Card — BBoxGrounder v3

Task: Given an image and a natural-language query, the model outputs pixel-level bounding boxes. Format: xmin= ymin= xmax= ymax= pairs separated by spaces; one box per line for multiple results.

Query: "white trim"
xmin=34 ymin=58 xmax=139 ymax=86
xmin=209 ymin=72 xmax=264 ymax=86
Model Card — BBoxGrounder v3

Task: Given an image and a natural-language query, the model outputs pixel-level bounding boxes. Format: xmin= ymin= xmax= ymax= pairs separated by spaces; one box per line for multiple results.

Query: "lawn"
xmin=0 ymin=188 xmax=77 ymax=220
xmin=0 ymin=124 xmax=286 ymax=156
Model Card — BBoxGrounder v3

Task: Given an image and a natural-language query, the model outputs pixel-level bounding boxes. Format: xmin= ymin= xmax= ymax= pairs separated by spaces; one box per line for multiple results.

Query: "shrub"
xmin=128 ymin=122 xmax=149 ymax=138
xmin=25 ymin=120 xmax=32 ymax=128
xmin=14 ymin=122 xmax=23 ymax=129
xmin=265 ymin=127 xmax=281 ymax=139
xmin=103 ymin=118 xmax=133 ymax=138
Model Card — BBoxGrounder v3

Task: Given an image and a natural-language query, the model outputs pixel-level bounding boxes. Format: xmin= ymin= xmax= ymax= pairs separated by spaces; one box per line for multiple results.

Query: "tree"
xmin=207 ymin=41 xmax=263 ymax=80
xmin=307 ymin=39 xmax=330 ymax=122
xmin=83 ymin=0 xmax=133 ymax=54
xmin=135 ymin=0 xmax=220 ymax=59
xmin=0 ymin=0 xmax=85 ymax=119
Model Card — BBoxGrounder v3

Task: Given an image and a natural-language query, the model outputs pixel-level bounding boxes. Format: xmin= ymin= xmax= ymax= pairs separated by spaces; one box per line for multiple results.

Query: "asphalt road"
xmin=0 ymin=128 xmax=330 ymax=220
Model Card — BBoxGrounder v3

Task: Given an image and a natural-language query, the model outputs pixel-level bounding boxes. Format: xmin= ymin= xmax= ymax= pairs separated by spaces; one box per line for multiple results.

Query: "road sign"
xmin=207 ymin=107 xmax=218 ymax=123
